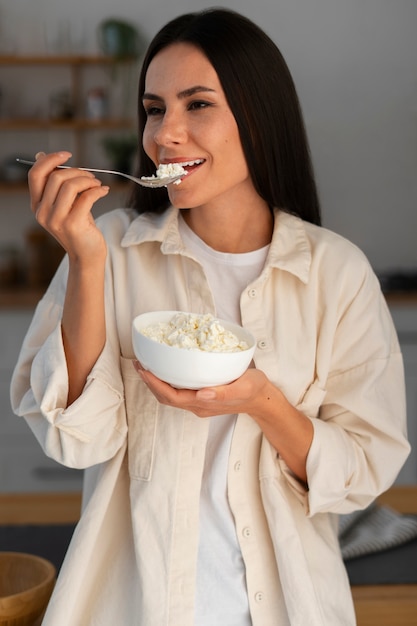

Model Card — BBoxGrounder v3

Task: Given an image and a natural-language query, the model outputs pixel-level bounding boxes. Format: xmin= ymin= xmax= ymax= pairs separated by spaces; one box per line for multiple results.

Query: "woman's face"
xmin=142 ymin=42 xmax=256 ymax=210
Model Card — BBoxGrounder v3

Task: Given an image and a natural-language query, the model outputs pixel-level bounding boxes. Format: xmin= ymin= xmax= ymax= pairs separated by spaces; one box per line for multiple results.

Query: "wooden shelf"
xmin=0 ymin=54 xmax=134 ymax=66
xmin=384 ymin=292 xmax=417 ymax=305
xmin=0 ymin=118 xmax=134 ymax=130
xmin=0 ymin=181 xmax=29 ymax=192
xmin=0 ymin=178 xmax=131 ymax=196
xmin=0 ymin=287 xmax=45 ymax=309
xmin=0 ymin=54 xmax=136 ymax=306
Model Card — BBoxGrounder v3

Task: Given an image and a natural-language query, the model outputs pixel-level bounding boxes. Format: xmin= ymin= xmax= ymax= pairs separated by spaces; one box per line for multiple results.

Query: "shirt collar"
xmin=121 ymin=206 xmax=185 ymax=254
xmin=266 ymin=210 xmax=311 ymax=284
xmin=121 ymin=206 xmax=311 ymax=283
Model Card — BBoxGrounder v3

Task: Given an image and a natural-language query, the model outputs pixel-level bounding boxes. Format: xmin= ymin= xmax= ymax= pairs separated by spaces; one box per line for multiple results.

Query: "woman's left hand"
xmin=133 ymin=362 xmax=270 ymax=417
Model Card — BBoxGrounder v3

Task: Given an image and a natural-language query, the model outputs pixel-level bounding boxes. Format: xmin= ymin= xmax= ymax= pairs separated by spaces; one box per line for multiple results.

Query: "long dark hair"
xmin=129 ymin=8 xmax=321 ymax=225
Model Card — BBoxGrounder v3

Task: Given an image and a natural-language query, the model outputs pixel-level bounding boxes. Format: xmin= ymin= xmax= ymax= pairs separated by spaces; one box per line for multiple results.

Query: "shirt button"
xmin=242 ymin=526 xmax=252 ymax=538
xmin=254 ymin=591 xmax=264 ymax=603
xmin=248 ymin=288 xmax=257 ymax=298
xmin=257 ymin=339 xmax=268 ymax=350
xmin=234 ymin=460 xmax=242 ymax=472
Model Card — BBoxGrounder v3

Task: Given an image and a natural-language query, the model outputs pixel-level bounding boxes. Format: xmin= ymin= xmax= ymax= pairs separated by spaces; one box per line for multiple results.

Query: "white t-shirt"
xmin=179 ymin=215 xmax=269 ymax=625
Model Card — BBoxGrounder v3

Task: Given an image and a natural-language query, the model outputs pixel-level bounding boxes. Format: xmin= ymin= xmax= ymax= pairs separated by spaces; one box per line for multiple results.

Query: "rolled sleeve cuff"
xmin=305 ymin=417 xmax=356 ymax=515
xmin=26 ymin=322 xmax=126 ymax=466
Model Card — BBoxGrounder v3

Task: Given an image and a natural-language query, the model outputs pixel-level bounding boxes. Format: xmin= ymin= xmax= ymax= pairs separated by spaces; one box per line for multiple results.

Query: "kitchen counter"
xmin=1 ymin=487 xmax=416 ymax=626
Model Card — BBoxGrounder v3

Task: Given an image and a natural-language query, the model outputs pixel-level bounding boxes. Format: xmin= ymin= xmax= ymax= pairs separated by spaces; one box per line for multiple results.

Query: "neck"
xmin=181 ymin=203 xmax=274 ymax=253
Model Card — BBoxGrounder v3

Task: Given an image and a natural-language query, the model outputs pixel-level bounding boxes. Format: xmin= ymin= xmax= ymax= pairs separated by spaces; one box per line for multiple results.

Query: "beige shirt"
xmin=11 ymin=207 xmax=410 ymax=626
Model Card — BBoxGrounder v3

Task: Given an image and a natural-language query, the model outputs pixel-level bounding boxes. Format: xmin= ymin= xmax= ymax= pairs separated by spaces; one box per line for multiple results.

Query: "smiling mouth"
xmin=164 ymin=158 xmax=205 ymax=175
xmin=151 ymin=159 xmax=205 ymax=186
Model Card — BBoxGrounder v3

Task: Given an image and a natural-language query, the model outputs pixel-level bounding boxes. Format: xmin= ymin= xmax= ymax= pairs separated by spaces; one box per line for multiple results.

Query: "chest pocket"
xmin=120 ymin=357 xmax=159 ymax=481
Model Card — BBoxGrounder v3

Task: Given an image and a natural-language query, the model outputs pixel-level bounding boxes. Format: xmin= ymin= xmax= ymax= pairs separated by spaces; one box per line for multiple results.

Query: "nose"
xmin=153 ymin=111 xmax=186 ymax=146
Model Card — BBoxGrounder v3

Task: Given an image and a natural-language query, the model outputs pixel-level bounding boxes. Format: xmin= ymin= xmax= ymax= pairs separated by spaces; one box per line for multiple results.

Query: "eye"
xmin=188 ymin=100 xmax=211 ymax=111
xmin=144 ymin=104 xmax=165 ymax=117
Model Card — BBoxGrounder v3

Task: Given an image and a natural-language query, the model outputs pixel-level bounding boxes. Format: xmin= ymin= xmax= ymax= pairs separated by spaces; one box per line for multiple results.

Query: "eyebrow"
xmin=142 ymin=85 xmax=216 ymax=102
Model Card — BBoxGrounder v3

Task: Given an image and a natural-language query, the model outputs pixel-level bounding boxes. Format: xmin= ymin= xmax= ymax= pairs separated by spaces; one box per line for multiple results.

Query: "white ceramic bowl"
xmin=132 ymin=311 xmax=256 ymax=389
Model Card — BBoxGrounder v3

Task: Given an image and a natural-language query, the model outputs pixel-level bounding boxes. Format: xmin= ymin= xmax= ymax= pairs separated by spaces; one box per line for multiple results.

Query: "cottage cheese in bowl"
xmin=132 ymin=311 xmax=256 ymax=389
xmin=141 ymin=312 xmax=249 ymax=353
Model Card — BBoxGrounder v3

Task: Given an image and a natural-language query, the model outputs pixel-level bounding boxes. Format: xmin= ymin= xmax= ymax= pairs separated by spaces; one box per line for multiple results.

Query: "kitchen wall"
xmin=1 ymin=0 xmax=416 ymax=271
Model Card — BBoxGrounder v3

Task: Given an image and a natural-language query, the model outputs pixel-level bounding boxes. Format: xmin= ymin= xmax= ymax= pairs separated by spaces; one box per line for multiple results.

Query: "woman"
xmin=11 ymin=8 xmax=409 ymax=626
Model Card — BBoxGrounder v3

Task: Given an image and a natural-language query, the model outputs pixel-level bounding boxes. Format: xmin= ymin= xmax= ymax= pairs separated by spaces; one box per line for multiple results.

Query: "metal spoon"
xmin=15 ymin=159 xmax=185 ymax=188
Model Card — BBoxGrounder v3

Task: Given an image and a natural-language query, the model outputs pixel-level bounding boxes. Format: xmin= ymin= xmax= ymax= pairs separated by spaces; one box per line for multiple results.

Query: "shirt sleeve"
xmin=282 ymin=256 xmax=410 ymax=516
xmin=305 ymin=351 xmax=409 ymax=515
xmin=10 ymin=259 xmax=127 ymax=469
xmin=306 ymin=263 xmax=410 ymax=515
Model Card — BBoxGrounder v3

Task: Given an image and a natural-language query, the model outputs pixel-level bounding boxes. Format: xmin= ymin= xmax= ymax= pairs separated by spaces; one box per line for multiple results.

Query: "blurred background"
xmin=0 ymin=0 xmax=416 ymax=493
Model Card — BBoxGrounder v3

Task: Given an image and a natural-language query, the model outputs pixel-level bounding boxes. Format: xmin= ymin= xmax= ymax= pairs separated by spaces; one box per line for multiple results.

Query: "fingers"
xmin=137 ymin=366 xmax=198 ymax=404
xmin=36 ymin=173 xmax=106 ymax=226
xmin=137 ymin=366 xmax=228 ymax=417
xmin=26 ymin=151 xmax=110 ymax=259
xmin=29 ymin=150 xmax=108 ymax=212
xmin=28 ymin=151 xmax=73 ymax=210
xmin=136 ymin=366 xmax=265 ymax=419
xmin=29 ymin=150 xmax=109 ymax=222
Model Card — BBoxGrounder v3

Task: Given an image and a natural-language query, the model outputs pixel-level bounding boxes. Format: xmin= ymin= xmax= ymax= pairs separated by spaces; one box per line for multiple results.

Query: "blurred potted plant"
xmin=98 ymin=18 xmax=145 ymax=60
xmin=97 ymin=18 xmax=146 ymax=117
xmin=102 ymin=134 xmax=138 ymax=175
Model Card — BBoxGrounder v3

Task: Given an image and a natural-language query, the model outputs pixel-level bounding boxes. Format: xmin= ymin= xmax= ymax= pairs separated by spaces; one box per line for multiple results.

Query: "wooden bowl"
xmin=0 ymin=552 xmax=56 ymax=626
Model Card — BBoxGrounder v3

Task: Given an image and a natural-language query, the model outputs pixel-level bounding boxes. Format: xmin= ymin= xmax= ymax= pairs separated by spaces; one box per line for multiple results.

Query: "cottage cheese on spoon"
xmin=141 ymin=162 xmax=187 ymax=185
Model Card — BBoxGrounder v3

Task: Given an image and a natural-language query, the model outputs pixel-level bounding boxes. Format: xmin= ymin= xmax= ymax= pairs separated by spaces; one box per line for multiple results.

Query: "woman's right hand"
xmin=29 ymin=152 xmax=111 ymax=404
xmin=28 ymin=151 xmax=110 ymax=264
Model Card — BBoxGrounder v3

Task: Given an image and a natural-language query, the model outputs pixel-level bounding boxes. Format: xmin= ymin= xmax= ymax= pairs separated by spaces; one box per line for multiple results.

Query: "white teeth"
xmin=178 ymin=159 xmax=204 ymax=167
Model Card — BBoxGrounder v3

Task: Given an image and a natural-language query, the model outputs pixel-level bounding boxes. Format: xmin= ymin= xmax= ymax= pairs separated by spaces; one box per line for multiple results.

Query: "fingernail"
xmin=197 ymin=389 xmax=217 ymax=400
xmin=35 ymin=151 xmax=46 ymax=160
